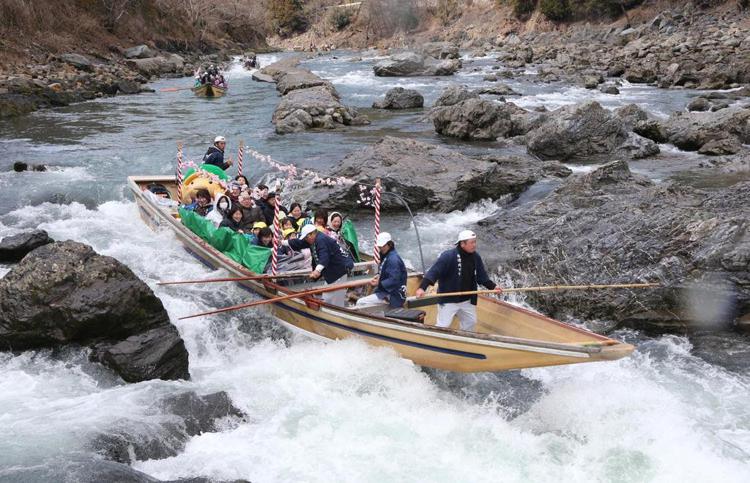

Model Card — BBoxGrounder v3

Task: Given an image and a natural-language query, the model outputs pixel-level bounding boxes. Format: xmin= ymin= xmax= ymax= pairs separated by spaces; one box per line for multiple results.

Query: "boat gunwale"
xmin=128 ymin=176 xmax=631 ymax=357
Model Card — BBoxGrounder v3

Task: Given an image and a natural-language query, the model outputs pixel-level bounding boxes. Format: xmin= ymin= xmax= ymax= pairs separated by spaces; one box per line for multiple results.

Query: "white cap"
xmin=375 ymin=232 xmax=392 ymax=247
xmin=300 ymin=224 xmax=317 ymax=239
xmin=456 ymin=229 xmax=477 ymax=243
xmin=214 ymin=136 xmax=226 ymax=143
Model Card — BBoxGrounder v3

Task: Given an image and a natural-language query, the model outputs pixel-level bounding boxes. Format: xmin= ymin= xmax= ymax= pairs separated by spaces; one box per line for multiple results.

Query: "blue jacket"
xmin=375 ymin=248 xmax=407 ymax=308
xmin=289 ymin=232 xmax=354 ymax=283
xmin=420 ymin=247 xmax=495 ymax=305
xmin=203 ymin=145 xmax=230 ymax=170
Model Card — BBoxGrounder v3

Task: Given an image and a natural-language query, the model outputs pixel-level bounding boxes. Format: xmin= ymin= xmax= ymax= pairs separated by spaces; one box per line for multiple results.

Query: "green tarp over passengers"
xmin=179 ymin=208 xmax=271 ymax=274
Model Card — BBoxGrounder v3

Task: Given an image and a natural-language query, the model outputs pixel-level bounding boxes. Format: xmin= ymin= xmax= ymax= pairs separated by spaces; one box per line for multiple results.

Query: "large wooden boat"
xmin=128 ymin=175 xmax=634 ymax=372
xmin=192 ymin=84 xmax=227 ymax=98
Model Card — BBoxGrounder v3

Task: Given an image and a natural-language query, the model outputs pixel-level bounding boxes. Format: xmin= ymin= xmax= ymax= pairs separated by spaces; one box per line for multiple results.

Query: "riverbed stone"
xmin=123 ymin=44 xmax=155 ymax=59
xmin=0 ymin=241 xmax=189 ymax=382
xmin=434 ymin=84 xmax=478 ymax=107
xmin=372 ymin=87 xmax=424 ymax=109
xmin=0 ymin=230 xmax=53 ymax=262
xmin=373 ymin=52 xmax=461 ymax=77
xmin=291 ymin=136 xmax=569 ymax=212
xmin=664 ymin=107 xmax=750 ymax=151
xmin=475 ymin=161 xmax=750 ymax=331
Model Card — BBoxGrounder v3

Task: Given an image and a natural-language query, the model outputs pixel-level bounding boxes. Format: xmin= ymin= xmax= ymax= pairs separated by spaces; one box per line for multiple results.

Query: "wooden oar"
xmin=159 ymin=87 xmax=193 ymax=92
xmin=406 ymin=283 xmax=660 ymax=308
xmin=179 ymin=278 xmax=371 ymax=320
xmin=158 ymin=271 xmax=312 ymax=286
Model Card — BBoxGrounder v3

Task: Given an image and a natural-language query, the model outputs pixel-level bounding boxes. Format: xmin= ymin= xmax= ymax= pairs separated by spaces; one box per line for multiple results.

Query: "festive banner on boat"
xmin=341 ymin=218 xmax=360 ymax=262
xmin=179 ymin=208 xmax=271 ymax=274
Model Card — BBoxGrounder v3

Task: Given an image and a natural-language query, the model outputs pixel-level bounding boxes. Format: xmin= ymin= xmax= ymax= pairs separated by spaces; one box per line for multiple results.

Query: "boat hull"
xmin=129 ymin=175 xmax=634 ymax=372
xmin=192 ymin=84 xmax=227 ymax=97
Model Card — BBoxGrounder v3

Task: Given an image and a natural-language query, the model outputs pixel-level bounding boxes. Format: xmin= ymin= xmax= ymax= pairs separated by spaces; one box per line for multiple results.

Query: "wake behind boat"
xmin=129 ymin=173 xmax=634 ymax=372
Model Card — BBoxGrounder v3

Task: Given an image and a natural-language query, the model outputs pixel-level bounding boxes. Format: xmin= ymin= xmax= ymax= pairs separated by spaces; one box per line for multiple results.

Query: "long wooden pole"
xmin=158 ymin=272 xmax=312 ymax=286
xmin=179 ymin=278 xmax=371 ymax=320
xmin=407 ymin=283 xmax=660 ymax=308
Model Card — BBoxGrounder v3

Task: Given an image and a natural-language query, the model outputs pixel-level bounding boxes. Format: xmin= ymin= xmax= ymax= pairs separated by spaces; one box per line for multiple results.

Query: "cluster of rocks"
xmin=0 ymin=44 xmax=227 ymax=118
xmin=474 ymin=160 xmax=749 ymax=333
xmin=290 ymin=135 xmax=571 ymax=212
xmin=373 ymin=52 xmax=461 ymax=77
xmin=0 ymin=238 xmax=189 ymax=383
xmin=429 ymin=85 xmax=661 ymax=160
xmin=476 ymin=6 xmax=750 ymax=90
xmin=259 ymin=57 xmax=370 ymax=134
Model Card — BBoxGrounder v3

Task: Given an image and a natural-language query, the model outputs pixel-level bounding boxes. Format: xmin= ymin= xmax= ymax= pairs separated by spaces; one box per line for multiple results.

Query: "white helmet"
xmin=376 ymin=232 xmax=392 ymax=247
xmin=300 ymin=224 xmax=317 ymax=239
xmin=456 ymin=229 xmax=477 ymax=243
xmin=214 ymin=135 xmax=226 ymax=143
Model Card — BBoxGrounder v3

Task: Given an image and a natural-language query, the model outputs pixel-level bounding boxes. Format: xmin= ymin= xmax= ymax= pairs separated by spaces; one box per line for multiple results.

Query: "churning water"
xmin=0 ymin=52 xmax=748 ymax=482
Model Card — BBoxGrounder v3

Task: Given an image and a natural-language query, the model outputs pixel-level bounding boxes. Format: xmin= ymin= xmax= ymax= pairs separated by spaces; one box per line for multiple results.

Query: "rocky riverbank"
xmin=0 ymin=45 xmax=237 ymax=118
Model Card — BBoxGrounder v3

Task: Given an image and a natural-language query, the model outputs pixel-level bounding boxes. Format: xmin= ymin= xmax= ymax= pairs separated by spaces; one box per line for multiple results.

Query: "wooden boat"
xmin=128 ymin=175 xmax=635 ymax=372
xmin=192 ymin=83 xmax=227 ymax=98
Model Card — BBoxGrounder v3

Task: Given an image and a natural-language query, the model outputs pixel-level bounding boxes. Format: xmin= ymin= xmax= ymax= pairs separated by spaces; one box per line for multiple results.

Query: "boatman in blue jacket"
xmin=285 ymin=224 xmax=354 ymax=306
xmin=415 ymin=230 xmax=502 ymax=332
xmin=356 ymin=232 xmax=407 ymax=309
xmin=202 ymin=136 xmax=233 ymax=170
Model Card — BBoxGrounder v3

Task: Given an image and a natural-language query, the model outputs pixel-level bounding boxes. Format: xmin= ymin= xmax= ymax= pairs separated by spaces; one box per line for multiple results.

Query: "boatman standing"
xmin=285 ymin=224 xmax=354 ymax=307
xmin=356 ymin=232 xmax=407 ymax=309
xmin=203 ymin=136 xmax=233 ymax=170
xmin=415 ymin=230 xmax=502 ymax=332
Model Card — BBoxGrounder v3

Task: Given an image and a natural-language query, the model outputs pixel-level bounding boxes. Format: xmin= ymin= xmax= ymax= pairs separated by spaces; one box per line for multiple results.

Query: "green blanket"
xmin=179 ymin=208 xmax=271 ymax=274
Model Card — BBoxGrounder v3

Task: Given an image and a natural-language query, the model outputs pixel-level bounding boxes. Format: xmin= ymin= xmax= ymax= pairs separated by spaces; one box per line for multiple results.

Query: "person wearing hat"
xmin=356 ymin=232 xmax=407 ymax=309
xmin=415 ymin=230 xmax=502 ymax=332
xmin=284 ymin=224 xmax=354 ymax=307
xmin=260 ymin=191 xmax=288 ymax=226
xmin=202 ymin=136 xmax=233 ymax=170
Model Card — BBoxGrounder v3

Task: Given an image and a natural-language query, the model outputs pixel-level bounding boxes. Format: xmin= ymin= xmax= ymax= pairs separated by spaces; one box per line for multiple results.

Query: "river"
xmin=0 ymin=51 xmax=748 ymax=482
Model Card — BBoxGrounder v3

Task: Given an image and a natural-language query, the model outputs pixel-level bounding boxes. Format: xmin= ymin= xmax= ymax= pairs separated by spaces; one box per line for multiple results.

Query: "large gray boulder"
xmin=123 ymin=45 xmax=155 ymax=59
xmin=59 ymin=53 xmax=93 ymax=71
xmin=290 ymin=136 xmax=570 ymax=212
xmin=432 ymin=98 xmax=515 ymax=140
xmin=372 ymin=87 xmax=424 ymax=109
xmin=526 ymin=101 xmax=659 ymax=161
xmin=273 ymin=85 xmax=369 ymax=134
xmin=0 ymin=241 xmax=189 ymax=382
xmin=421 ymin=42 xmax=460 ymax=59
xmin=664 ymin=107 xmax=750 ymax=152
xmin=433 ymin=85 xmax=478 ymax=107
xmin=0 ymin=230 xmax=53 ymax=262
xmin=276 ymin=68 xmax=333 ymax=95
xmin=475 ymin=161 xmax=750 ymax=332
xmin=373 ymin=52 xmax=461 ymax=77
xmin=125 ymin=55 xmax=184 ymax=76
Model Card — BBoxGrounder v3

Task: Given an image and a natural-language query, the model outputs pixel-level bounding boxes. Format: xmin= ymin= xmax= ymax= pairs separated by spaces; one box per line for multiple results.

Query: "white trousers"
xmin=322 ymin=274 xmax=348 ymax=307
xmin=436 ymin=300 xmax=477 ymax=332
xmin=355 ymin=293 xmax=388 ymax=308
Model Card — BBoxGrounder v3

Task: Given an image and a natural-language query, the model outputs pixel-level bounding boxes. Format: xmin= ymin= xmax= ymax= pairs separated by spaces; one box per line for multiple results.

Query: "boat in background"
xmin=129 ymin=174 xmax=635 ymax=372
xmin=192 ymin=84 xmax=227 ymax=98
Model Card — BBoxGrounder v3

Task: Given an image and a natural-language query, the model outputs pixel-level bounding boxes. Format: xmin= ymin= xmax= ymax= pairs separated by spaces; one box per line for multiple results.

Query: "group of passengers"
xmin=194 ymin=65 xmax=227 ymax=88
xmin=181 ymin=136 xmax=502 ymax=332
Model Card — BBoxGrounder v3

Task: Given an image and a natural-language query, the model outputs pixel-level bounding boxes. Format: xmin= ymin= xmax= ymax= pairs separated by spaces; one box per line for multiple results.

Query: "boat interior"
xmin=135 ymin=176 xmax=615 ymax=347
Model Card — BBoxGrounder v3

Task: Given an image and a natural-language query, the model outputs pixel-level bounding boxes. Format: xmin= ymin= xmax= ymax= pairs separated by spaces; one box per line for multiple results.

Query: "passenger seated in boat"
xmin=184 ymin=189 xmax=213 ymax=217
xmin=327 ymin=211 xmax=356 ymax=259
xmin=235 ymin=175 xmax=249 ymax=191
xmin=356 ymin=233 xmax=407 ymax=309
xmin=206 ymin=194 xmax=232 ymax=227
xmin=253 ymin=227 xmax=274 ymax=247
xmin=313 ymin=209 xmax=329 ymax=234
xmin=202 ymin=136 xmax=233 ymax=170
xmin=220 ymin=206 xmax=245 ymax=233
xmin=281 ymin=217 xmax=294 ymax=231
xmin=254 ymin=184 xmax=269 ymax=202
xmin=227 ymin=182 xmax=242 ymax=203
xmin=261 ymin=192 xmax=287 ymax=226
xmin=287 ymin=202 xmax=304 ymax=227
xmin=237 ymin=192 xmax=264 ymax=231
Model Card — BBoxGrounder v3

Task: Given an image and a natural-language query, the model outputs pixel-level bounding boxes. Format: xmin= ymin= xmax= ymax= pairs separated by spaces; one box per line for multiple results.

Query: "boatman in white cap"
xmin=415 ymin=230 xmax=502 ymax=332
xmin=202 ymin=136 xmax=233 ymax=170
xmin=284 ymin=224 xmax=354 ymax=307
xmin=356 ymin=232 xmax=407 ymax=309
